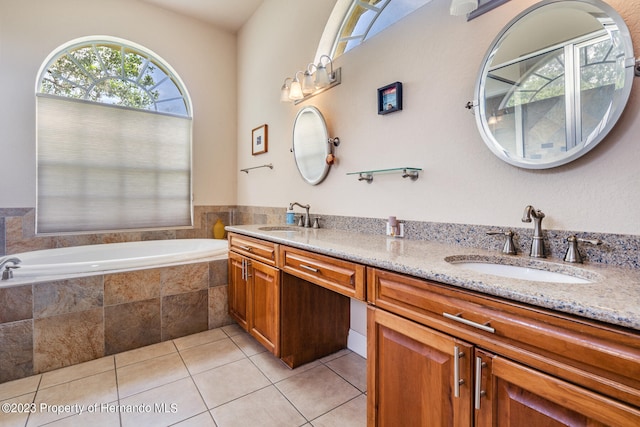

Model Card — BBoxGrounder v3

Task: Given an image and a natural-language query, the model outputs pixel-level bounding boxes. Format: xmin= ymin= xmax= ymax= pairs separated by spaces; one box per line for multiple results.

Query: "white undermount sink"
xmin=445 ymin=256 xmax=598 ymax=284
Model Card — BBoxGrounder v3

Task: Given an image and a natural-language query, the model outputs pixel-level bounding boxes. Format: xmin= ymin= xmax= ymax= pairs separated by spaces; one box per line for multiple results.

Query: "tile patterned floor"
xmin=0 ymin=324 xmax=366 ymax=427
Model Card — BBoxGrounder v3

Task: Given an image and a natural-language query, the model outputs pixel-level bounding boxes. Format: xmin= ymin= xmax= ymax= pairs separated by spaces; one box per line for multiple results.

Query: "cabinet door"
xmin=228 ymin=252 xmax=249 ymax=330
xmin=250 ymin=261 xmax=280 ymax=356
xmin=477 ymin=353 xmax=640 ymax=427
xmin=368 ymin=306 xmax=473 ymax=427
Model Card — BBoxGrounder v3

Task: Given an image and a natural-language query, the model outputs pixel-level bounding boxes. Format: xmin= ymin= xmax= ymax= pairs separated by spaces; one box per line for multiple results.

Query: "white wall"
xmin=237 ymin=0 xmax=640 ymax=236
xmin=2 ymin=0 xmax=639 ymax=237
xmin=0 ymin=0 xmax=237 ymax=208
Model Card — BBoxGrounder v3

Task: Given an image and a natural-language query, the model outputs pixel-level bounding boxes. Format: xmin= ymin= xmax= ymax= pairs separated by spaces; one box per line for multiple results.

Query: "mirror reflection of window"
xmin=484 ymin=24 xmax=625 ymax=162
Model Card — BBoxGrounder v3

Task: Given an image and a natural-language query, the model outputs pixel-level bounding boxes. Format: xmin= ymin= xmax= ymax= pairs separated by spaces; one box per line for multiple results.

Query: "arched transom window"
xmin=39 ymin=39 xmax=190 ymax=116
xmin=331 ymin=0 xmax=433 ymax=58
xmin=36 ymin=37 xmax=193 ymax=234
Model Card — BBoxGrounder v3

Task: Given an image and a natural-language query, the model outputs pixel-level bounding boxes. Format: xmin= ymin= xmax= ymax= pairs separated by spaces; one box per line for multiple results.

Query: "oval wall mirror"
xmin=292 ymin=106 xmax=331 ymax=185
xmin=474 ymin=0 xmax=636 ymax=169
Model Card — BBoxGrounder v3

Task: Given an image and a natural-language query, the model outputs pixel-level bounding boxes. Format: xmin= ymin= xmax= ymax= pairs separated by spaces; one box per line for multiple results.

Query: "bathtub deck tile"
xmin=104 ymin=268 xmax=161 ymax=306
xmin=0 ymin=284 xmax=32 ymax=323
xmin=161 ymin=263 xmax=209 ymax=297
xmin=33 ymin=308 xmax=104 ymax=374
xmin=162 ymin=289 xmax=209 ymax=341
xmin=209 ymin=259 xmax=228 ymax=287
xmin=33 ymin=276 xmax=103 ymax=319
xmin=0 ymin=320 xmax=34 ymax=383
xmin=104 ymin=298 xmax=161 ymax=355
xmin=208 ymin=286 xmax=234 ymax=329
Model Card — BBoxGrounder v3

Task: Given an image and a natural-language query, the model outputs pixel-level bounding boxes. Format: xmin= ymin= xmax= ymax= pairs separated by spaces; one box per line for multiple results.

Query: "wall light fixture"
xmin=280 ymin=55 xmax=342 ymax=104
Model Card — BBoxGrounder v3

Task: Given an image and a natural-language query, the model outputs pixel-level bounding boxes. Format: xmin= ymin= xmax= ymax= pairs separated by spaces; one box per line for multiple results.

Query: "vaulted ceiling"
xmin=138 ymin=0 xmax=264 ymax=32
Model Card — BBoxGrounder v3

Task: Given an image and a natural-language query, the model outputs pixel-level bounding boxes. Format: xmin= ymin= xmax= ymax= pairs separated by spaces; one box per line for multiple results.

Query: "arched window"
xmin=36 ymin=37 xmax=193 ymax=234
xmin=328 ymin=0 xmax=433 ymax=58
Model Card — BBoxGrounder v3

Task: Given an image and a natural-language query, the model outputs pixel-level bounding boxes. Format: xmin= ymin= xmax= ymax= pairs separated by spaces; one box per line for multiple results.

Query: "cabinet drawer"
xmin=367 ymin=267 xmax=640 ymax=407
xmin=280 ymin=246 xmax=365 ymax=300
xmin=228 ymin=233 xmax=278 ymax=266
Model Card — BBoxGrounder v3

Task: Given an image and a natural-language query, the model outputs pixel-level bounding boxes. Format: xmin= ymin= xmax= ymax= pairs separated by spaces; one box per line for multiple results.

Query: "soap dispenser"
xmin=286 ymin=207 xmax=295 ymax=225
xmin=213 ymin=219 xmax=225 ymax=239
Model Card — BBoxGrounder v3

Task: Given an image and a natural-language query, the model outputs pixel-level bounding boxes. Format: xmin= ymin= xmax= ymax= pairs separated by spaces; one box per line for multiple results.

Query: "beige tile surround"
xmin=0 ymin=260 xmax=233 ymax=383
xmin=0 ymin=325 xmax=366 ymax=427
xmin=0 ymin=206 xmax=288 ymax=384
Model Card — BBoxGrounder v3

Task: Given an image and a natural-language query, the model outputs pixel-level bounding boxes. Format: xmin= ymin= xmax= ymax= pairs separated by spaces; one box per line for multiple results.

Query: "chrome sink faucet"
xmin=521 ymin=205 xmax=546 ymax=258
xmin=289 ymin=202 xmax=311 ymax=227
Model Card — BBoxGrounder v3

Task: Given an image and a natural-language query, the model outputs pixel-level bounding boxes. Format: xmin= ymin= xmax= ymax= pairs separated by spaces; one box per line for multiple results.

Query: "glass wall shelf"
xmin=347 ymin=167 xmax=422 ymax=183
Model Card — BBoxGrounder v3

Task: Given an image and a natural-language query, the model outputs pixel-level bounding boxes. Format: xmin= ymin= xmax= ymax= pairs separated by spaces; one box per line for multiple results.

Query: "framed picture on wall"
xmin=378 ymin=82 xmax=403 ymax=115
xmin=252 ymin=124 xmax=268 ymax=155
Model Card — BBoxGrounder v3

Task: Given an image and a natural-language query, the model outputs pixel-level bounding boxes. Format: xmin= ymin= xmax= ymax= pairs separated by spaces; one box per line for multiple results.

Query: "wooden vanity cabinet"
xmin=482 ymin=351 xmax=640 ymax=426
xmin=368 ymin=306 xmax=473 ymax=426
xmin=228 ymin=233 xmax=351 ymax=368
xmin=228 ymin=251 xmax=250 ymax=330
xmin=367 ymin=267 xmax=640 ymax=427
xmin=228 ymin=236 xmax=280 ymax=355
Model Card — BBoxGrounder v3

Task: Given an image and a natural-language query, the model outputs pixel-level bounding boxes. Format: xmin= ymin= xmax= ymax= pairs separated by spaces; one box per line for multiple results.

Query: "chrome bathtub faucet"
xmin=0 ymin=257 xmax=21 ymax=280
xmin=521 ymin=205 xmax=546 ymax=258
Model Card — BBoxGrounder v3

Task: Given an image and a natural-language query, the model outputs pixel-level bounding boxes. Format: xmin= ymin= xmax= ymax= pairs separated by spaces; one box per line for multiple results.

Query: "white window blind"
xmin=36 ymin=94 xmax=192 ymax=234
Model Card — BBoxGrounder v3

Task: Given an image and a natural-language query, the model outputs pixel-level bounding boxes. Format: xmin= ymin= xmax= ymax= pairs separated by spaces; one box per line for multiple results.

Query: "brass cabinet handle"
xmin=443 ymin=312 xmax=496 ymax=334
xmin=299 ymin=264 xmax=320 ymax=273
xmin=454 ymin=345 xmax=465 ymax=398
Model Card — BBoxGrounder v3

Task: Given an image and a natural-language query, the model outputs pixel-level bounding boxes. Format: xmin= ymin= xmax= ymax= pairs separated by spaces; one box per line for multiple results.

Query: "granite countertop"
xmin=226 ymin=224 xmax=640 ymax=332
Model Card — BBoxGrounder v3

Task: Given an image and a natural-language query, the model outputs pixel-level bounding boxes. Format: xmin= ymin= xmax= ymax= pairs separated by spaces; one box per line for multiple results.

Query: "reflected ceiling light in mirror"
xmin=450 ymin=0 xmax=478 ymax=16
xmin=280 ymin=55 xmax=342 ymax=104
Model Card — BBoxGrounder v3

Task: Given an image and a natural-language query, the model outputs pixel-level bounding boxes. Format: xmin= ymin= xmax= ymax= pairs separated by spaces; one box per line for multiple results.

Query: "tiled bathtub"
xmin=0 ymin=257 xmax=232 ymax=383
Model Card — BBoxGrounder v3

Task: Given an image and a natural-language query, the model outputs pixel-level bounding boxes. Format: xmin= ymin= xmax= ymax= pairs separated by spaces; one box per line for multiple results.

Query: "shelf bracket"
xmin=402 ymin=168 xmax=419 ymax=180
xmin=358 ymin=173 xmax=374 ymax=183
